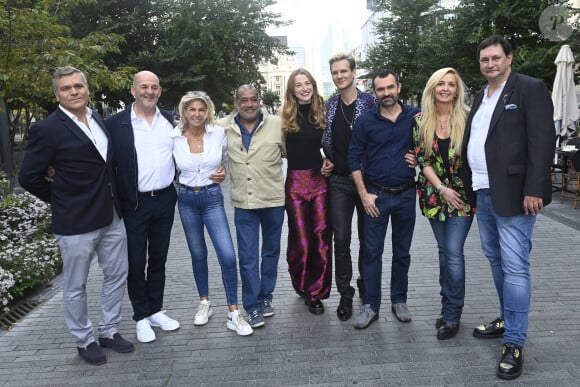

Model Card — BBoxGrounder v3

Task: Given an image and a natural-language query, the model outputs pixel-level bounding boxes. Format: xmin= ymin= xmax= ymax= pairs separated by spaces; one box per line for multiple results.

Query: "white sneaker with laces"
xmin=226 ymin=311 xmax=253 ymax=336
xmin=194 ymin=302 xmax=213 ymax=326
xmin=136 ymin=319 xmax=156 ymax=343
xmin=147 ymin=310 xmax=180 ymax=331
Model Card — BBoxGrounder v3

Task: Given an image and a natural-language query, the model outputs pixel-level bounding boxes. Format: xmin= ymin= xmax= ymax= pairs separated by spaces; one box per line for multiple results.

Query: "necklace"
xmin=339 ymin=98 xmax=356 ymax=130
xmin=186 ymin=129 xmax=205 ymax=150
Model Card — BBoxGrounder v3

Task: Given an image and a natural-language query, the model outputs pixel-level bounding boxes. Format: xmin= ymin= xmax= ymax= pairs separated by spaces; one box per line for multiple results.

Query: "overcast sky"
xmin=266 ymin=0 xmax=371 ymax=50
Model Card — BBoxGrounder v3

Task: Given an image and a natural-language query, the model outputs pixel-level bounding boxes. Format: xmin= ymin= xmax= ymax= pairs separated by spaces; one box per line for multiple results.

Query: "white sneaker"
xmin=136 ymin=319 xmax=156 ymax=343
xmin=194 ymin=302 xmax=213 ymax=326
xmin=226 ymin=311 xmax=253 ymax=336
xmin=147 ymin=310 xmax=180 ymax=331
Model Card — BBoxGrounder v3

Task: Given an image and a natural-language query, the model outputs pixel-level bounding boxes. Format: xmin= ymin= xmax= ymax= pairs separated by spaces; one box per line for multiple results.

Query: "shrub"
xmin=0 ymin=172 xmax=61 ymax=313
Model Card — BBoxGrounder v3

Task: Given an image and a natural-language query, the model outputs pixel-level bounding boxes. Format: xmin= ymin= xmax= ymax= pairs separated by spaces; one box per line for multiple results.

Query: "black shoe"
xmin=436 ymin=320 xmax=460 ymax=340
xmin=336 ymin=296 xmax=353 ymax=321
xmin=98 ymin=333 xmax=135 ymax=353
xmin=435 ymin=314 xmax=444 ymax=329
xmin=473 ymin=317 xmax=504 ymax=339
xmin=305 ymin=299 xmax=324 ymax=315
xmin=77 ymin=342 xmax=106 ymax=365
xmin=497 ymin=344 xmax=523 ymax=380
xmin=357 ymin=277 xmax=365 ymax=299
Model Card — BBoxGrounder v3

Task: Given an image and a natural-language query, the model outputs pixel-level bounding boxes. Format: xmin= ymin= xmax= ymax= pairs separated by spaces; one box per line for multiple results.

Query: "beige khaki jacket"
xmin=218 ymin=109 xmax=286 ymax=209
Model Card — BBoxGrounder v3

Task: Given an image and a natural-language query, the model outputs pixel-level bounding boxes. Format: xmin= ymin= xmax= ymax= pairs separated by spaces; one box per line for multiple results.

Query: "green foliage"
xmin=0 ymin=0 xmax=136 ymax=188
xmin=261 ymin=90 xmax=281 ymax=113
xmin=364 ymin=0 xmax=580 ymax=102
xmin=0 ymin=172 xmax=61 ymax=312
xmin=154 ymin=0 xmax=291 ymax=110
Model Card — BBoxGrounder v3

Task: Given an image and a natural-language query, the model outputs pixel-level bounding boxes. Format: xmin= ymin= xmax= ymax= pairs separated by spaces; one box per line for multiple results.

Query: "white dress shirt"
xmin=131 ymin=104 xmax=175 ymax=191
xmin=170 ymin=123 xmax=228 ymax=187
xmin=467 ymin=82 xmax=506 ymax=190
xmin=59 ymin=106 xmax=108 ymax=161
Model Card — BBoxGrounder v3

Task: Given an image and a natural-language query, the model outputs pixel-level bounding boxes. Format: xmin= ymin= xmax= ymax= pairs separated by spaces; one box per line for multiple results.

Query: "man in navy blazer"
xmin=19 ymin=66 xmax=134 ymax=365
xmin=462 ymin=36 xmax=555 ymax=380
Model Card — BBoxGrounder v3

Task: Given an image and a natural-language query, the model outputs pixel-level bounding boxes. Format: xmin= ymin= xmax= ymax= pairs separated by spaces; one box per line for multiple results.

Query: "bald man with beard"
xmin=106 ymin=71 xmax=180 ymax=344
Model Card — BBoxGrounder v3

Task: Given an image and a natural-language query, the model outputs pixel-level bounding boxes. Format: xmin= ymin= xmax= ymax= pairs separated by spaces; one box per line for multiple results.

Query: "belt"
xmin=365 ymin=180 xmax=416 ymax=195
xmin=180 ymin=183 xmax=218 ymax=193
xmin=138 ymin=185 xmax=173 ymax=197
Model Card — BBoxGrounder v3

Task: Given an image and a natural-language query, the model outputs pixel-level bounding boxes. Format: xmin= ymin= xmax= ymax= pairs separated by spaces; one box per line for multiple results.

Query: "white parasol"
xmin=552 ymin=44 xmax=578 ymax=138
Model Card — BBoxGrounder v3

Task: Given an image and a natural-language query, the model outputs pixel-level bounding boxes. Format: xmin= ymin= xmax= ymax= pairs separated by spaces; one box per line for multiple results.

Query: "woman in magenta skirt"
xmin=280 ymin=68 xmax=333 ymax=315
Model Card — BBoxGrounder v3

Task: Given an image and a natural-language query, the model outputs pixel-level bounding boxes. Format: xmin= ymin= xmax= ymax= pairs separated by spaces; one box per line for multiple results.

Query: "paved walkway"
xmin=1 ymin=178 xmax=579 ymax=386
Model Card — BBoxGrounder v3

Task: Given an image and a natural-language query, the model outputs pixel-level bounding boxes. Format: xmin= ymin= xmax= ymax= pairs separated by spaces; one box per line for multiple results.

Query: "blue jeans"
xmin=429 ymin=216 xmax=473 ymax=324
xmin=234 ymin=206 xmax=285 ymax=314
xmin=362 ymin=187 xmax=416 ymax=313
xmin=476 ymin=189 xmax=535 ymax=348
xmin=178 ymin=184 xmax=238 ymax=306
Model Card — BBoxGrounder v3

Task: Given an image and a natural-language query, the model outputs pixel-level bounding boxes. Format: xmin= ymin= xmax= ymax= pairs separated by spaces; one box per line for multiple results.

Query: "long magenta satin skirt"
xmin=285 ymin=169 xmax=332 ymax=302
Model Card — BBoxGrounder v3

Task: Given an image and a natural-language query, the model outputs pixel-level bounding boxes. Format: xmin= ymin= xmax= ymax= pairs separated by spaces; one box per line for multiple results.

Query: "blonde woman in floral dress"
xmin=414 ymin=68 xmax=476 ymax=340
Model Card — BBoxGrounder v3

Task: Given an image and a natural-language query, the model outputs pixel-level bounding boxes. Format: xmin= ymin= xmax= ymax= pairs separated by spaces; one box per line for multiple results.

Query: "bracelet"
xmin=440 ymin=186 xmax=448 ymax=195
xmin=436 ymin=183 xmax=446 ymax=193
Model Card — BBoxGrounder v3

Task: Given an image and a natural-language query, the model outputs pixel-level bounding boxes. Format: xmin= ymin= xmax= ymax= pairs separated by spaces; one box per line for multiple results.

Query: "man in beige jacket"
xmin=218 ymin=85 xmax=286 ymax=329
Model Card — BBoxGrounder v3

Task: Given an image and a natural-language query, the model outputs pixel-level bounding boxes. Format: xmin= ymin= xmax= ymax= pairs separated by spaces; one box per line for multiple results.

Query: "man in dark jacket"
xmin=106 ymin=71 xmax=180 ymax=343
xmin=19 ymin=66 xmax=133 ymax=365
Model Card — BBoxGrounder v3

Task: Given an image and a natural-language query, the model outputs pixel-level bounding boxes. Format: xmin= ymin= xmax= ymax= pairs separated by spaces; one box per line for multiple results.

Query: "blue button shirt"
xmin=347 ymin=102 xmax=419 ymax=187
xmin=235 ymin=113 xmax=263 ymax=151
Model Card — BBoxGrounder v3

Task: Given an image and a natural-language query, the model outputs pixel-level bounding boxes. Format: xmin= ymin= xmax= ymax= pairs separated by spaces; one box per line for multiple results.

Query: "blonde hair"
xmin=419 ymin=68 xmax=469 ymax=158
xmin=177 ymin=91 xmax=216 ymax=128
xmin=281 ymin=68 xmax=327 ymax=134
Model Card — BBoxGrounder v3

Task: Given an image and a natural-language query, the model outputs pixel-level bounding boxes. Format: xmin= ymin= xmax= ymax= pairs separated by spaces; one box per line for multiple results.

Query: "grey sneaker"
xmin=354 ymin=304 xmax=378 ymax=330
xmin=391 ymin=303 xmax=411 ymax=322
xmin=261 ymin=300 xmax=274 ymax=317
xmin=248 ymin=310 xmax=265 ymax=328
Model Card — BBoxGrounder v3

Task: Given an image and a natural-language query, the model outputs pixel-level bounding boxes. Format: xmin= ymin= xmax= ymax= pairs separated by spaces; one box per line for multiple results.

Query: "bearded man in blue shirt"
xmin=348 ymin=68 xmax=419 ymax=329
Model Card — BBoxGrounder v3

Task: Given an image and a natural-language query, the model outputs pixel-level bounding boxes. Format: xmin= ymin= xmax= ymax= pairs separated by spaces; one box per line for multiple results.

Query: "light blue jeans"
xmin=178 ymin=184 xmax=238 ymax=305
xmin=429 ymin=216 xmax=473 ymax=324
xmin=476 ymin=189 xmax=536 ymax=348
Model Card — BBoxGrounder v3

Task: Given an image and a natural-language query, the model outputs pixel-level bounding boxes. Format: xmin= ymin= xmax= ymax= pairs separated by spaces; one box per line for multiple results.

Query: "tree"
xmin=62 ymin=0 xmax=291 ymax=111
xmin=154 ymin=0 xmax=291 ymax=111
xmin=0 ymin=0 xmax=135 ymax=188
xmin=261 ymin=90 xmax=281 ymax=113
xmin=448 ymin=0 xmax=579 ymax=92
xmin=363 ymin=0 xmax=441 ymax=102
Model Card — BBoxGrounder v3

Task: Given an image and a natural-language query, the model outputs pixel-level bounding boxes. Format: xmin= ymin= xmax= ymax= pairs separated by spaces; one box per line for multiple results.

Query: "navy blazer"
xmin=19 ymin=108 xmax=120 ymax=235
xmin=462 ymin=72 xmax=555 ymax=217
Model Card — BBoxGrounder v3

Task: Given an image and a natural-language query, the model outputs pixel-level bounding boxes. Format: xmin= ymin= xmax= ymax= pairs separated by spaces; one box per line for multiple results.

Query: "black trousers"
xmin=329 ymin=174 xmax=364 ymax=299
xmin=123 ymin=186 xmax=177 ymax=321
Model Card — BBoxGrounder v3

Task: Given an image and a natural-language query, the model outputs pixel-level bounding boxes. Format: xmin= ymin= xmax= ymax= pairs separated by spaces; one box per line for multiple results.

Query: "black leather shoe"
xmin=497 ymin=344 xmax=523 ymax=380
xmin=99 ymin=333 xmax=135 ymax=353
xmin=357 ymin=277 xmax=365 ymax=299
xmin=336 ymin=296 xmax=353 ymax=321
xmin=436 ymin=321 xmax=460 ymax=340
xmin=77 ymin=342 xmax=106 ymax=365
xmin=435 ymin=314 xmax=444 ymax=329
xmin=473 ymin=317 xmax=504 ymax=339
xmin=305 ymin=299 xmax=324 ymax=315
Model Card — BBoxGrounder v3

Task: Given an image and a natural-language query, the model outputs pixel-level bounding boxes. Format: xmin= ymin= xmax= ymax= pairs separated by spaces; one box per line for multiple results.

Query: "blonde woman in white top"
xmin=170 ymin=91 xmax=252 ymax=336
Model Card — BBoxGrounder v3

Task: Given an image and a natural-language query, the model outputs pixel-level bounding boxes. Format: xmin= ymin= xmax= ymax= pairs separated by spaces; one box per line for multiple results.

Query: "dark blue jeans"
xmin=429 ymin=216 xmax=473 ymax=324
xmin=234 ymin=206 xmax=285 ymax=314
xmin=123 ymin=186 xmax=177 ymax=322
xmin=362 ymin=187 xmax=416 ymax=313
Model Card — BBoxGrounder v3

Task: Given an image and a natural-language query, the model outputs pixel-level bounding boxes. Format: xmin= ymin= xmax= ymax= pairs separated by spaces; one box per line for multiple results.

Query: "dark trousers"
xmin=123 ymin=186 xmax=177 ymax=321
xmin=329 ymin=174 xmax=364 ymax=299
